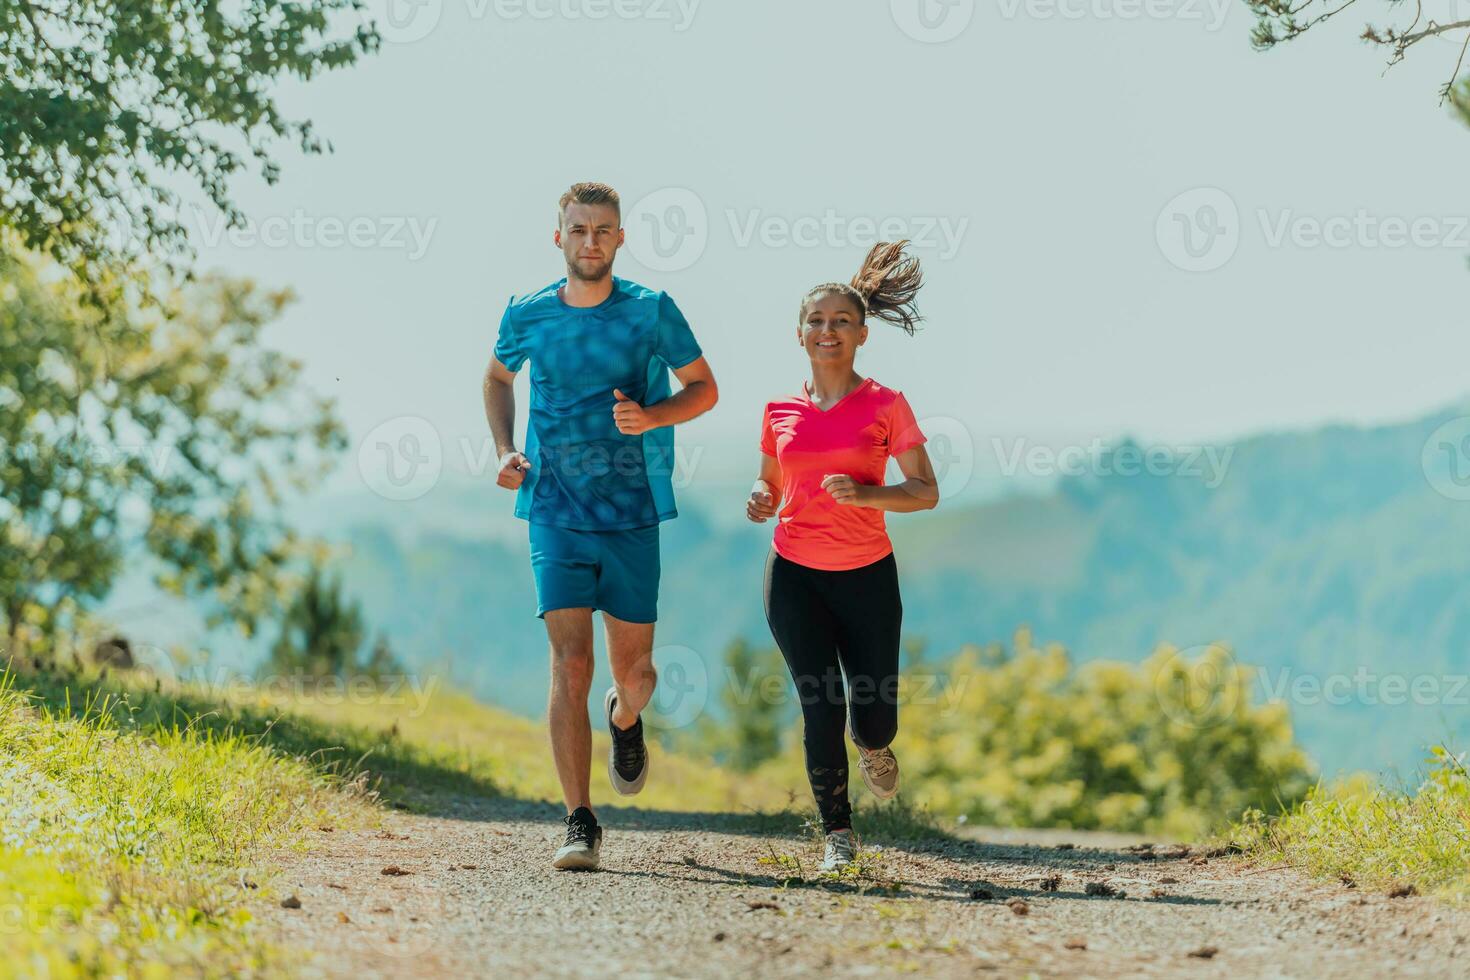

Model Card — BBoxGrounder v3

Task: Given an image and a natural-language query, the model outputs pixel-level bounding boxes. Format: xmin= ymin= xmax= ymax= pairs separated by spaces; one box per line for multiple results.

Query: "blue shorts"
xmin=528 ymin=522 xmax=661 ymax=624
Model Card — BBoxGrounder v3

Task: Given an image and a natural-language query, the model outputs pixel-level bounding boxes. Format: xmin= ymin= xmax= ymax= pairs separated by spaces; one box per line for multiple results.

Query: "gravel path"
xmin=259 ymin=796 xmax=1470 ymax=978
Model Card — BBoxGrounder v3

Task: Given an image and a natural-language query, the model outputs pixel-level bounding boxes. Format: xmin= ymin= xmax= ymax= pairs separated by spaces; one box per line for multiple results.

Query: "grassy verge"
xmin=1230 ymin=746 xmax=1470 ymax=902
xmin=0 ymin=670 xmax=377 ymax=977
xmin=16 ymin=668 xmax=502 ymax=810
xmin=233 ymin=677 xmax=800 ymax=816
xmin=221 ymin=671 xmax=952 ymax=840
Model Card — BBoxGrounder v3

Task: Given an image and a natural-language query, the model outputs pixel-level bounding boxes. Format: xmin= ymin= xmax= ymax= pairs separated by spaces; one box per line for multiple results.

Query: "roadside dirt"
xmin=257 ymin=795 xmax=1470 ymax=978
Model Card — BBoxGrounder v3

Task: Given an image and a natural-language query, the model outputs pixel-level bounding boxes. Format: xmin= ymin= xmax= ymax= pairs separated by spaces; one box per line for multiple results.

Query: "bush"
xmin=896 ymin=630 xmax=1314 ymax=838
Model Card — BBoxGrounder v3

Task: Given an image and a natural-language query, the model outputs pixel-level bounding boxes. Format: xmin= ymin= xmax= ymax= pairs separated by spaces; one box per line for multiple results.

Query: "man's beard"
xmin=567 ymin=255 xmax=614 ymax=283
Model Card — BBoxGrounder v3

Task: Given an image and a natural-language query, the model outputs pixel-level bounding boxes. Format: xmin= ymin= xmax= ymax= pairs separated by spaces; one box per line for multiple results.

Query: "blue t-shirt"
xmin=493 ymin=277 xmax=703 ymax=530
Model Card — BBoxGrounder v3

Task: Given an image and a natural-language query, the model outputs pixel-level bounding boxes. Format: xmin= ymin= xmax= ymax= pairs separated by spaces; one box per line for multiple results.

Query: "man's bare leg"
xmin=545 ymin=607 xmax=596 ymax=814
xmin=604 ymin=613 xmax=657 ymax=729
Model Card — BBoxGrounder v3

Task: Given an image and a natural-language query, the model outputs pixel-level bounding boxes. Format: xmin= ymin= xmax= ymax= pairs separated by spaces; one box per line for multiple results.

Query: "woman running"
xmin=747 ymin=241 xmax=940 ymax=872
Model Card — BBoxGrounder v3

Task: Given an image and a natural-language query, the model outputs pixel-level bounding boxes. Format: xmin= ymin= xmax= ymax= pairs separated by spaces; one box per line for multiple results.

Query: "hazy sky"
xmin=184 ymin=0 xmax=1469 ymax=502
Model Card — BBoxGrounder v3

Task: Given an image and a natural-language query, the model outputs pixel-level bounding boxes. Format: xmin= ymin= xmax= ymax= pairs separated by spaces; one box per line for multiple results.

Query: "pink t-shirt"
xmin=760 ymin=377 xmax=927 ymax=571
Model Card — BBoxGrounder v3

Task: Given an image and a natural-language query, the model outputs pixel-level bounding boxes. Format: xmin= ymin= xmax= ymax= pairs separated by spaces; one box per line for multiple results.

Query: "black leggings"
xmin=762 ymin=549 xmax=903 ymax=834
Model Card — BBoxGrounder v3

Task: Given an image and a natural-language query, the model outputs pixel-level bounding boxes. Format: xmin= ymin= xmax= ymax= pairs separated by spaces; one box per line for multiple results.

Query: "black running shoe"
xmin=604 ymin=687 xmax=649 ymax=795
xmin=552 ymin=806 xmax=602 ymax=870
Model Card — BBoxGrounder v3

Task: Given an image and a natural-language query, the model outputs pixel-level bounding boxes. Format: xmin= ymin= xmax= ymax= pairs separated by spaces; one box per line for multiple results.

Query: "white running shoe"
xmin=820 ymin=830 xmax=857 ymax=872
xmin=604 ymin=687 xmax=649 ymax=796
xmin=552 ymin=807 xmax=603 ymax=870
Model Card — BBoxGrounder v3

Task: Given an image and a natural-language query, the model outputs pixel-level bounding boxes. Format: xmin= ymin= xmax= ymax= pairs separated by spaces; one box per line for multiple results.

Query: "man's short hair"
xmin=558 ymin=182 xmax=621 ymax=226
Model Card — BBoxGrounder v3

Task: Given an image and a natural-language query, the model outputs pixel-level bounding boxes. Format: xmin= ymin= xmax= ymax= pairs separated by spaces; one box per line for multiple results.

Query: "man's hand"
xmin=612 ymin=388 xmax=653 ymax=435
xmin=821 ymin=473 xmax=870 ymax=507
xmin=497 ymin=450 xmax=531 ymax=490
xmin=747 ymin=487 xmax=778 ymax=523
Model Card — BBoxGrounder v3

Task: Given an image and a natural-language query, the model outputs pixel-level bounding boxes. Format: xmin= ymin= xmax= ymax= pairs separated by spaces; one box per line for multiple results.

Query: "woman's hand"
xmin=747 ymin=486 xmax=779 ymax=523
xmin=821 ymin=473 xmax=870 ymax=507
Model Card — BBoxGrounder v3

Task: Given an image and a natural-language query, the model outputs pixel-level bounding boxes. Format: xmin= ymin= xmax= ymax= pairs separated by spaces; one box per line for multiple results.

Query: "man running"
xmin=483 ymin=182 xmax=718 ymax=870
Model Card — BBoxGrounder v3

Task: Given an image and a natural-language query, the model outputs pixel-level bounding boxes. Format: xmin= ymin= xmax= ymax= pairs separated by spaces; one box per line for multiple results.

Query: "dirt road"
xmin=259 ymin=796 xmax=1469 ymax=978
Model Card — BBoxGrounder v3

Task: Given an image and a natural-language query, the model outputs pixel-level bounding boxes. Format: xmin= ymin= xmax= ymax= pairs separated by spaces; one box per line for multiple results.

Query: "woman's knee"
xmin=849 ymin=702 xmax=898 ymax=752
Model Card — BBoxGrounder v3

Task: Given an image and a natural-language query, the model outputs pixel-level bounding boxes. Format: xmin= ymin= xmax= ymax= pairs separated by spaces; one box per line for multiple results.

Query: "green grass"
xmin=16 ymin=668 xmax=502 ymax=811
xmin=0 ymin=669 xmax=377 ymax=977
xmin=1230 ymin=745 xmax=1470 ymax=902
xmin=230 ymin=674 xmax=804 ymax=817
xmin=189 ymin=668 xmax=954 ymax=838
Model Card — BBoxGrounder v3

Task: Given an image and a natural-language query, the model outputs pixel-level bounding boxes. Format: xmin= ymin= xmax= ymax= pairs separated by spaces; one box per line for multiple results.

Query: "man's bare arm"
xmin=642 ymin=356 xmax=719 ymax=428
xmin=485 ymin=356 xmax=530 ymax=489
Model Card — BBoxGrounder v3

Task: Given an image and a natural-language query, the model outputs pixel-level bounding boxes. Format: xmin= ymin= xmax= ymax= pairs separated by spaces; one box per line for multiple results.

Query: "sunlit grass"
xmin=1231 ymin=745 xmax=1470 ymax=903
xmin=232 ymin=676 xmax=958 ymax=837
xmin=0 ymin=669 xmax=376 ymax=977
xmin=233 ymin=678 xmax=807 ymax=817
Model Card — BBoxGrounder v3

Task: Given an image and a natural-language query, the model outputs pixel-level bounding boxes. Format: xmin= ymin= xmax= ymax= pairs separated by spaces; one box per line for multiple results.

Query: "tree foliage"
xmin=264 ymin=559 xmax=402 ymax=680
xmin=0 ymin=246 xmax=345 ymax=655
xmin=0 ymin=0 xmax=377 ymax=287
xmin=1246 ymin=0 xmax=1470 ymax=123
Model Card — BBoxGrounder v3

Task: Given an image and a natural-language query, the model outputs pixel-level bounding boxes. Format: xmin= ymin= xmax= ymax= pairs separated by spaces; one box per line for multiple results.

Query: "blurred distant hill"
xmin=120 ymin=401 xmax=1470 ymax=779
